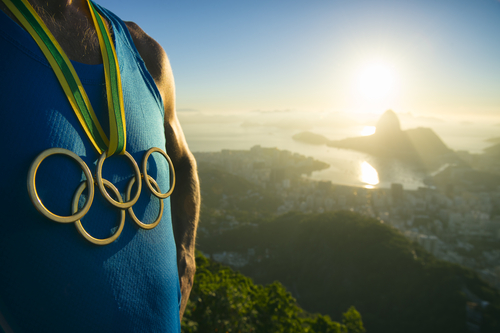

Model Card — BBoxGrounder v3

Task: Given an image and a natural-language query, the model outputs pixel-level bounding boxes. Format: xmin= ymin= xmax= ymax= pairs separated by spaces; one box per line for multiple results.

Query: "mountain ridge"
xmin=292 ymin=110 xmax=458 ymax=169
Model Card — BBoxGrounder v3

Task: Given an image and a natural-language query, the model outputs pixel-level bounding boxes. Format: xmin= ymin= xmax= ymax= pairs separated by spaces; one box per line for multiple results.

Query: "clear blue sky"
xmin=98 ymin=0 xmax=500 ymax=119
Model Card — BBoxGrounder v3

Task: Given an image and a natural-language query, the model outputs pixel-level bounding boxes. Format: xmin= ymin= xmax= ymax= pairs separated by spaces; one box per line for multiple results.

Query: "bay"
xmin=180 ymin=111 xmax=499 ymax=190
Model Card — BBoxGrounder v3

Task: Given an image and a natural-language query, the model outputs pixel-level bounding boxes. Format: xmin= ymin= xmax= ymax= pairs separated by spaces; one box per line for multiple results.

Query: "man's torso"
xmin=0 ymin=3 xmax=181 ymax=332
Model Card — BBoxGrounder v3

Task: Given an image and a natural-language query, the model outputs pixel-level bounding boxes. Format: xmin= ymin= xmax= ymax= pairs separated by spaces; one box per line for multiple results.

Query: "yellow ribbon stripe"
xmin=88 ymin=0 xmax=126 ymax=156
xmin=2 ymin=0 xmax=127 ymax=156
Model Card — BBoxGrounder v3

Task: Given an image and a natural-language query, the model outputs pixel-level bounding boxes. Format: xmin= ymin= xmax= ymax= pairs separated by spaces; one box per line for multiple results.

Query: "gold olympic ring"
xmin=142 ymin=147 xmax=176 ymax=199
xmin=72 ymin=179 xmax=126 ymax=246
xmin=27 ymin=148 xmax=94 ymax=223
xmin=96 ymin=150 xmax=142 ymax=209
xmin=126 ymin=175 xmax=164 ymax=230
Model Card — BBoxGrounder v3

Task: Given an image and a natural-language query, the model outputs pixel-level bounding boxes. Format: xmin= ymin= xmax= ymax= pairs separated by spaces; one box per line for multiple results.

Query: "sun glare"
xmin=360 ymin=161 xmax=379 ymax=188
xmin=355 ymin=63 xmax=396 ymax=103
xmin=360 ymin=126 xmax=376 ymax=136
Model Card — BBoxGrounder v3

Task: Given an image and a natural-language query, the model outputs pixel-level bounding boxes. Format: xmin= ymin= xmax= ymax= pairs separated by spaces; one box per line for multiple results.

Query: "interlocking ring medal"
xmin=27 ymin=147 xmax=176 ymax=245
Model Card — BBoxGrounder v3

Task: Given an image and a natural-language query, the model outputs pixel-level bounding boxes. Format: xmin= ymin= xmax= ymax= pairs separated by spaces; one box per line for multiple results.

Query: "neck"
xmin=0 ymin=0 xmax=104 ymax=64
xmin=27 ymin=0 xmax=90 ymax=19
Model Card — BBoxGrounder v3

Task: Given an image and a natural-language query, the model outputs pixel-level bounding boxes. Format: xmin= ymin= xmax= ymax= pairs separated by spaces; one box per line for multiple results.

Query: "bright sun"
xmin=355 ymin=63 xmax=396 ymax=103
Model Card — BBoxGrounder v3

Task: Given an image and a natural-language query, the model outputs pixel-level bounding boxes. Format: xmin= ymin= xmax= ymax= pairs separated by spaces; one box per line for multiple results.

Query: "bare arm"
xmin=125 ymin=21 xmax=200 ymax=320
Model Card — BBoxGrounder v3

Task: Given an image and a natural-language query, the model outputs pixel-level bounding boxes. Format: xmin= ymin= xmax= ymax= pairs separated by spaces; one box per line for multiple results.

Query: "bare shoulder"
xmin=124 ymin=21 xmax=175 ymax=116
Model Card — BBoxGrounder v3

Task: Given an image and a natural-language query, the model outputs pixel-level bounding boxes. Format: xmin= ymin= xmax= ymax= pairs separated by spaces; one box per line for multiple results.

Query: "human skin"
xmin=0 ymin=0 xmax=200 ymax=320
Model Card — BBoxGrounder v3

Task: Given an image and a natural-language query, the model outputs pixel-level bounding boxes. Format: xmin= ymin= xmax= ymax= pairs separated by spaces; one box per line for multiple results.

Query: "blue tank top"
xmin=0 ymin=3 xmax=181 ymax=332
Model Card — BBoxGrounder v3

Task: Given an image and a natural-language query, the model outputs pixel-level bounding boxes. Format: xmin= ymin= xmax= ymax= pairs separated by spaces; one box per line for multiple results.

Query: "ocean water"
xmin=180 ymin=111 xmax=499 ymax=190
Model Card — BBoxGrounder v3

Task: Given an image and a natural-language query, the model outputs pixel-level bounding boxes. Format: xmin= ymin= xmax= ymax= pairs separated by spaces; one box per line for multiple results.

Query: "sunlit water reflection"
xmin=360 ymin=161 xmax=379 ymax=187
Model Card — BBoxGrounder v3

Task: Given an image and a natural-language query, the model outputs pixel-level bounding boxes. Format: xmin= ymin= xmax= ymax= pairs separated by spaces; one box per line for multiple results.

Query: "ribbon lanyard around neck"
xmin=2 ymin=0 xmax=126 ymax=156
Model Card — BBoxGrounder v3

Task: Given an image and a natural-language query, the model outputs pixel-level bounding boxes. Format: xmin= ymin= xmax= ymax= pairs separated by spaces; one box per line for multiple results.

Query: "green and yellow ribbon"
xmin=2 ymin=0 xmax=126 ymax=156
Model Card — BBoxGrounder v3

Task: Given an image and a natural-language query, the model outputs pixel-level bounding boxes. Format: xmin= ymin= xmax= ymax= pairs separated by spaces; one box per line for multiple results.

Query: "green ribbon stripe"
xmin=90 ymin=1 xmax=125 ymax=155
xmin=10 ymin=0 xmax=109 ymax=153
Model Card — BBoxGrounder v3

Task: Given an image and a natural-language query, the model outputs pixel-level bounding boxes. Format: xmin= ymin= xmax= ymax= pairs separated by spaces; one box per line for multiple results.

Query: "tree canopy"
xmin=182 ymin=252 xmax=365 ymax=333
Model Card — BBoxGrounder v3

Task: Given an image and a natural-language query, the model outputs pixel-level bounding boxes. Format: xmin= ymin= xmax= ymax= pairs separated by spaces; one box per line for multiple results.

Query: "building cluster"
xmin=371 ymin=185 xmax=500 ymax=290
xmin=194 ymin=147 xmax=500 ymax=291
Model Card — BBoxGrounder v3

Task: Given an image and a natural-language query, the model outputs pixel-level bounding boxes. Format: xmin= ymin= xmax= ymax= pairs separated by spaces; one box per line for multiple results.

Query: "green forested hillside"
xmin=182 ymin=252 xmax=365 ymax=333
xmin=198 ymin=211 xmax=500 ymax=333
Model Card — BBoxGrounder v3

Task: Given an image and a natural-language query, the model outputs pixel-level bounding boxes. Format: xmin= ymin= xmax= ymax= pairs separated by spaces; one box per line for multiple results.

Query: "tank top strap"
xmin=92 ymin=1 xmax=165 ymax=116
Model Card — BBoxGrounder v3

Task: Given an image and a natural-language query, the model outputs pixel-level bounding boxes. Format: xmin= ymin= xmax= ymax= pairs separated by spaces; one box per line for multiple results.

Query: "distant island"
xmin=293 ymin=110 xmax=458 ymax=169
xmin=291 ymin=131 xmax=329 ymax=145
xmin=485 ymin=136 xmax=500 ymax=144
xmin=484 ymin=142 xmax=500 ymax=156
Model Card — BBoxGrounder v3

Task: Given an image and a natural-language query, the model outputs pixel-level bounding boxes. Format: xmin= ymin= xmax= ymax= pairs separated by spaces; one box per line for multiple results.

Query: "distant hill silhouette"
xmin=485 ymin=137 xmax=500 ymax=144
xmin=431 ymin=165 xmax=500 ymax=191
xmin=199 ymin=211 xmax=500 ymax=333
xmin=293 ymin=110 xmax=458 ymax=169
xmin=197 ymin=163 xmax=282 ymax=212
xmin=484 ymin=143 xmax=500 ymax=156
xmin=292 ymin=131 xmax=329 ymax=145
xmin=375 ymin=109 xmax=401 ymax=134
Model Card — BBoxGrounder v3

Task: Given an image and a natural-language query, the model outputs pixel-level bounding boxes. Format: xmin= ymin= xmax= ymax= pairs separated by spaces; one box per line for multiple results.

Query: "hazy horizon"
xmin=178 ymin=108 xmax=500 ymax=153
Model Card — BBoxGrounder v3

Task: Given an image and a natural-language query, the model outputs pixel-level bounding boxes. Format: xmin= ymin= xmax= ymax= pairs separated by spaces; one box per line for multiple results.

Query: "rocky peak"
xmin=375 ymin=110 xmax=401 ymax=135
